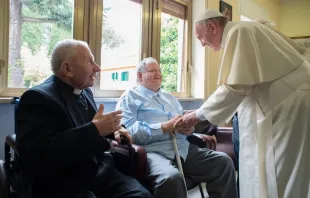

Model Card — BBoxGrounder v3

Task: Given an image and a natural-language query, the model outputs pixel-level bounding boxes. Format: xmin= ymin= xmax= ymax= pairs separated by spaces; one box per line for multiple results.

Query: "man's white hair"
xmin=50 ymin=39 xmax=90 ymax=74
xmin=136 ymin=57 xmax=158 ymax=83
xmin=254 ymin=18 xmax=276 ymax=29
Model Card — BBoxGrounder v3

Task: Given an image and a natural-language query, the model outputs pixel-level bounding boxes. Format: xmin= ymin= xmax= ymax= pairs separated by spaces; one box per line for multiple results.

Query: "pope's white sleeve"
xmin=196 ymin=84 xmax=252 ymax=126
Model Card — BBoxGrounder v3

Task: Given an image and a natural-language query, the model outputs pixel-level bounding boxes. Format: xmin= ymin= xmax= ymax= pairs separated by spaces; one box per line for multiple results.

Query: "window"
xmin=0 ymin=0 xmax=192 ymax=97
xmin=9 ymin=0 xmax=74 ymax=89
xmin=92 ymin=0 xmax=192 ymax=97
xmin=99 ymin=0 xmax=142 ymax=91
xmin=160 ymin=0 xmax=187 ymax=93
xmin=121 ymin=71 xmax=129 ymax=81
xmin=0 ymin=0 xmax=84 ymax=96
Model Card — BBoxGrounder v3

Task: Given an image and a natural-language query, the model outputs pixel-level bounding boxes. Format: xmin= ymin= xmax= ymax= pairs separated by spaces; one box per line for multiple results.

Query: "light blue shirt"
xmin=118 ymin=85 xmax=190 ymax=160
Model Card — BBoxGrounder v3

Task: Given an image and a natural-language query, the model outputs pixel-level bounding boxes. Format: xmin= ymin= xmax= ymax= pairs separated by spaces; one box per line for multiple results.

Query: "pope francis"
xmin=176 ymin=9 xmax=310 ymax=198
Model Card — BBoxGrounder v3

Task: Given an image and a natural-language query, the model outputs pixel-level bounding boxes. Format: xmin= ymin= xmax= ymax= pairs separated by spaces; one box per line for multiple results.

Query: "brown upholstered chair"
xmin=122 ymin=120 xmax=218 ymax=198
xmin=216 ymin=127 xmax=237 ymax=170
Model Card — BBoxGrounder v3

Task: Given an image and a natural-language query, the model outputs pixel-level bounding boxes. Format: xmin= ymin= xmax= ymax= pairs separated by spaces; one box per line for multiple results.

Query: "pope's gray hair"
xmin=50 ymin=39 xmax=90 ymax=74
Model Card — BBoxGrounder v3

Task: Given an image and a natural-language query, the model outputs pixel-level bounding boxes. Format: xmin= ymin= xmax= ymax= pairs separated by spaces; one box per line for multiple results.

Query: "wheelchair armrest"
xmin=187 ymin=133 xmax=216 ymax=150
xmin=110 ymin=141 xmax=148 ymax=187
xmin=5 ymin=134 xmax=18 ymax=155
xmin=132 ymin=144 xmax=147 ymax=186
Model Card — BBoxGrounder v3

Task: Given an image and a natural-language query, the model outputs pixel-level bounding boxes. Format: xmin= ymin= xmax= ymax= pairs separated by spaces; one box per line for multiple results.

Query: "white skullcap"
xmin=195 ymin=9 xmax=223 ymax=23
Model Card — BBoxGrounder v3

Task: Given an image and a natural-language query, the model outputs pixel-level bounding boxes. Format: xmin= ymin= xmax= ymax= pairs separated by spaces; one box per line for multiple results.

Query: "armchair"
xmin=192 ymin=120 xmax=237 ymax=170
xmin=125 ymin=124 xmax=218 ymax=198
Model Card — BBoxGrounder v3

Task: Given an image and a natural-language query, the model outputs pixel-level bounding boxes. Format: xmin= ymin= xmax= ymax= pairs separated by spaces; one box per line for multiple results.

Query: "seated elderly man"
xmin=117 ymin=57 xmax=237 ymax=198
xmin=15 ymin=39 xmax=152 ymax=198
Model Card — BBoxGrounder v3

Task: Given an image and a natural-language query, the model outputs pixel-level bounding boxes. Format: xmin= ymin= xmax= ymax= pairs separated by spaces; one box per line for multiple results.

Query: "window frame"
xmin=0 ymin=0 xmax=192 ymax=98
xmin=154 ymin=0 xmax=192 ymax=98
xmin=0 ymin=0 xmax=88 ymax=97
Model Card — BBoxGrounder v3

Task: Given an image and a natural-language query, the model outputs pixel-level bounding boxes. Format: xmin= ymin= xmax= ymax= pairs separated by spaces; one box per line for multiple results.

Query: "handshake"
xmin=92 ymin=104 xmax=132 ymax=144
xmin=91 ymin=104 xmax=201 ymax=139
xmin=161 ymin=110 xmax=200 ymax=135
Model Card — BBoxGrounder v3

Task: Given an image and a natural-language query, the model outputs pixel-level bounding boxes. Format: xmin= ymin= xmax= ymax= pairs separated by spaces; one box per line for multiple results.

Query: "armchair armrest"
xmin=215 ymin=127 xmax=238 ymax=170
xmin=194 ymin=120 xmax=217 ymax=136
xmin=187 ymin=133 xmax=216 ymax=150
xmin=216 ymin=127 xmax=233 ymax=143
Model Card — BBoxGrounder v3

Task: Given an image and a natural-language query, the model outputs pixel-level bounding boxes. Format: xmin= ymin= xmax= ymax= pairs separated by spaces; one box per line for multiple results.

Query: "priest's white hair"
xmin=51 ymin=39 xmax=90 ymax=74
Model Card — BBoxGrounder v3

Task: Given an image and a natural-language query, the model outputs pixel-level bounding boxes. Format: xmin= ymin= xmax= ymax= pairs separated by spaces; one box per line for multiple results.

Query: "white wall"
xmin=191 ymin=0 xmax=208 ymax=99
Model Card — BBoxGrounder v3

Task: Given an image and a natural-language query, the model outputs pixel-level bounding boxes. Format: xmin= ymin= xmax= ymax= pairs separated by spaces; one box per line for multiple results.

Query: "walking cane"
xmin=171 ymin=131 xmax=188 ymax=197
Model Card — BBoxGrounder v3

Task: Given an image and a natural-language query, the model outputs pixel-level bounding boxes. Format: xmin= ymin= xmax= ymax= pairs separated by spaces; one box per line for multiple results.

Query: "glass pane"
xmin=100 ymin=0 xmax=142 ymax=90
xmin=160 ymin=12 xmax=185 ymax=92
xmin=8 ymin=0 xmax=74 ymax=88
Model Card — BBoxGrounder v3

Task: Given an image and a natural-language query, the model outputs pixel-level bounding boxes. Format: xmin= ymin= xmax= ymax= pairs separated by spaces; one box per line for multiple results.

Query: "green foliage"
xmin=21 ymin=23 xmax=44 ymax=55
xmin=12 ymin=0 xmax=125 ymax=87
xmin=47 ymin=25 xmax=72 ymax=56
xmin=160 ymin=16 xmax=179 ymax=92
xmin=23 ymin=0 xmax=73 ymax=31
xmin=23 ymin=69 xmax=48 ymax=88
xmin=102 ymin=27 xmax=125 ymax=49
xmin=22 ymin=0 xmax=73 ymax=56
xmin=14 ymin=0 xmax=73 ymax=87
xmin=102 ymin=7 xmax=125 ymax=49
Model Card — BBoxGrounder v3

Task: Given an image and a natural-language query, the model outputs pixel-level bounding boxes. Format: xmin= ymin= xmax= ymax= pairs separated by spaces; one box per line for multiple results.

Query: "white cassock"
xmin=196 ymin=21 xmax=310 ymax=198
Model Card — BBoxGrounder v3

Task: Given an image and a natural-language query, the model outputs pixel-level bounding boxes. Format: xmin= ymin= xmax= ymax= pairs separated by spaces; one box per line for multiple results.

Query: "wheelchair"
xmin=0 ymin=97 xmax=220 ymax=198
xmin=0 ymin=97 xmax=32 ymax=198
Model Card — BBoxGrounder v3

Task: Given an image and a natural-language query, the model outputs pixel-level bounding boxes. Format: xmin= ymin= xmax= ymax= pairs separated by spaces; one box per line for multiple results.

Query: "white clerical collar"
xmin=73 ymin=89 xmax=82 ymax=95
xmin=220 ymin=21 xmax=237 ymax=49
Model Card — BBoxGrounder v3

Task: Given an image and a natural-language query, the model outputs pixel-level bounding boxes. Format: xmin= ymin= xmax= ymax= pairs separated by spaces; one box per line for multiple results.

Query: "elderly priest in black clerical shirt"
xmin=15 ymin=39 xmax=152 ymax=198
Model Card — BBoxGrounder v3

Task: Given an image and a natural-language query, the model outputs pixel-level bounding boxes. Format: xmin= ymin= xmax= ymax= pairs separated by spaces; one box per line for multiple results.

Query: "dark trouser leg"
xmin=147 ymin=152 xmax=187 ymax=198
xmin=91 ymin=168 xmax=151 ymax=198
xmin=90 ymin=154 xmax=151 ymax=198
xmin=183 ymin=144 xmax=237 ymax=198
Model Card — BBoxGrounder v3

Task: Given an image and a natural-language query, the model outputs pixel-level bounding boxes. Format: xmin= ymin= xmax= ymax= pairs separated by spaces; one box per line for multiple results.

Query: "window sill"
xmin=0 ymin=97 xmax=204 ymax=104
xmin=94 ymin=97 xmax=203 ymax=103
xmin=0 ymin=97 xmax=12 ymax=104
